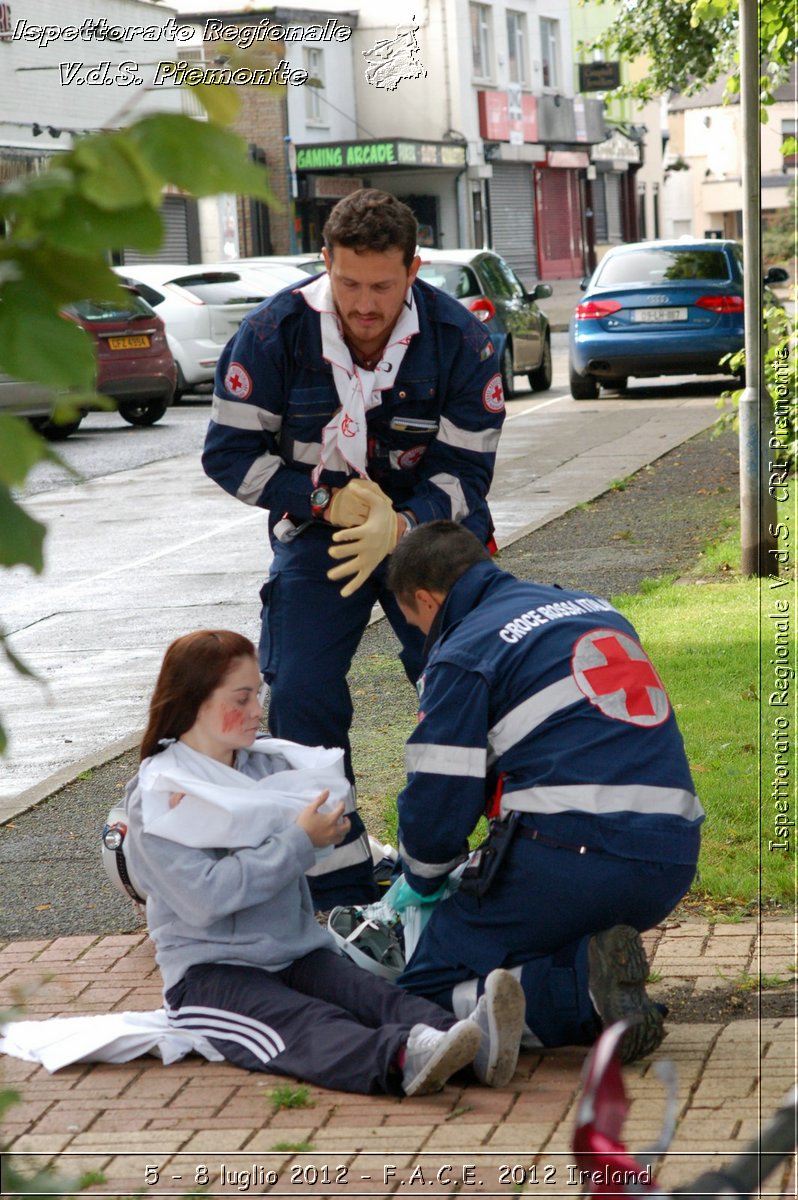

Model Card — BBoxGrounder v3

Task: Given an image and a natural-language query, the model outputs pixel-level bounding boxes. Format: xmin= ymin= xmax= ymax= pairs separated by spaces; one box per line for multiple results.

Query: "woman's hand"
xmin=295 ymin=789 xmax=350 ymax=847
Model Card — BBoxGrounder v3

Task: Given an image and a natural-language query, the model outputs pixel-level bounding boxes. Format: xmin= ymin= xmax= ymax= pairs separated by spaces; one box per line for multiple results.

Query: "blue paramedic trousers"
xmin=259 ymin=526 xmax=426 ymax=908
xmin=164 ymin=948 xmax=456 ymax=1094
xmin=397 ymin=836 xmax=697 ymax=1047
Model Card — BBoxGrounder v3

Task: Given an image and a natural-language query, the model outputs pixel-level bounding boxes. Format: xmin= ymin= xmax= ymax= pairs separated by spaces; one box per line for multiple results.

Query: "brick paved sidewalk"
xmin=1 ymin=918 xmax=795 ymax=1198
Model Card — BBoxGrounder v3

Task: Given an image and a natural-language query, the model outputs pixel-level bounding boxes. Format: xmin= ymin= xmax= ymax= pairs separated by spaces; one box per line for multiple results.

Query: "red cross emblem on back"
xmin=572 ymin=628 xmax=669 ymax=726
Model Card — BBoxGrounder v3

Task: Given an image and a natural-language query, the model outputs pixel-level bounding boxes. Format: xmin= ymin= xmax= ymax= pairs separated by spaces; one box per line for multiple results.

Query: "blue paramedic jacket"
xmin=397 ymin=560 xmax=704 ymax=894
xmin=202 ymin=276 xmax=505 ymax=543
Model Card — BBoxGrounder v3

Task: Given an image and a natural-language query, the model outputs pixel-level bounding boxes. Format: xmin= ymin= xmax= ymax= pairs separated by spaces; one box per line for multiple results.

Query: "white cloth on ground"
xmin=0 ymin=1010 xmax=223 ymax=1071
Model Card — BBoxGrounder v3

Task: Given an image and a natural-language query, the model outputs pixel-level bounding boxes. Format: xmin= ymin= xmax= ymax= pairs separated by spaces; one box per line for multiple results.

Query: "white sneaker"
xmin=402 ymin=1020 xmax=481 ymax=1097
xmin=470 ymin=969 xmax=526 ymax=1087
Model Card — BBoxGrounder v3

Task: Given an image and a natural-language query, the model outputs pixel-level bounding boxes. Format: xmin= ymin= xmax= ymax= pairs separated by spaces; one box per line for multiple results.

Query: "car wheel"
xmin=527 ymin=334 xmax=553 ymax=392
xmin=569 ymin=361 xmax=599 ymax=401
xmin=118 ymin=399 xmax=168 ymax=426
xmin=29 ymin=414 xmax=83 ymax=441
xmin=500 ymin=343 xmax=516 ymax=401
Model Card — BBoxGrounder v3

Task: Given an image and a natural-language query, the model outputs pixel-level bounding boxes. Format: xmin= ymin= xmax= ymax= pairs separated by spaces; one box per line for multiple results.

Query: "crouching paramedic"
xmin=386 ymin=521 xmax=703 ymax=1063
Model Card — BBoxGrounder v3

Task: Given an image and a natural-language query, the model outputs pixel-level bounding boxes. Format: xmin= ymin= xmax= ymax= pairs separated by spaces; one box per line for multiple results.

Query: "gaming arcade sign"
xmin=295 ymin=139 xmax=466 ymax=171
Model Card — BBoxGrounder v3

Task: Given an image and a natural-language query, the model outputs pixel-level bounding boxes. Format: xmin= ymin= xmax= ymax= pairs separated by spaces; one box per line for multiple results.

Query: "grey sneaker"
xmin=588 ymin=925 xmax=665 ymax=1064
xmin=402 ymin=1020 xmax=481 ymax=1097
xmin=470 ymin=968 xmax=526 ymax=1087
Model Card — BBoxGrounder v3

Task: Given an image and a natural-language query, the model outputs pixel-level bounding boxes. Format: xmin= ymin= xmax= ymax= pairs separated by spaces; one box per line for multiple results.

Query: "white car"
xmin=232 ymin=253 xmax=326 ymax=276
xmin=112 ymin=262 xmax=307 ymax=397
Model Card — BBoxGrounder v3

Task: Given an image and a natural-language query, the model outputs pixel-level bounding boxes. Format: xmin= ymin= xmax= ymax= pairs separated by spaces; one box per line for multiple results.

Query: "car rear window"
xmin=417 ymin=264 xmax=480 ymax=298
xmin=596 ymin=249 xmax=732 ymax=286
xmin=169 ymin=273 xmax=267 ymax=304
xmin=67 ymin=294 xmax=155 ymax=322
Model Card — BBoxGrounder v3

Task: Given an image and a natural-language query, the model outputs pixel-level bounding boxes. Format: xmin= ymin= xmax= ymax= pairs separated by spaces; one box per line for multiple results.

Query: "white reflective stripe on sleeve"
xmin=305 ymin=830 xmax=371 ymax=877
xmin=236 ymin=453 xmax=283 ymax=504
xmin=405 ymin=742 xmax=486 ymax=777
xmin=489 ymin=677 xmax=583 ymax=757
xmin=429 ymin=473 xmax=469 ymax=521
xmin=211 ymin=393 xmax=282 ymax=433
xmin=398 ymin=840 xmax=464 ymax=879
xmin=500 ymin=784 xmax=704 ymax=821
xmin=291 ymin=439 xmax=323 ymax=465
xmin=437 ymin=417 xmax=502 ymax=454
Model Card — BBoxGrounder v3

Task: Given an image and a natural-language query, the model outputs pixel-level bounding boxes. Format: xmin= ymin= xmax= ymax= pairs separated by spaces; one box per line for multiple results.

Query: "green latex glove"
xmin=392 ymin=877 xmax=447 ymax=914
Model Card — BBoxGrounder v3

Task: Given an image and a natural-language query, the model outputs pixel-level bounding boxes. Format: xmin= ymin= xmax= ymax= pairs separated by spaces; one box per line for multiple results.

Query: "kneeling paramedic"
xmin=387 ymin=521 xmax=703 ymax=1063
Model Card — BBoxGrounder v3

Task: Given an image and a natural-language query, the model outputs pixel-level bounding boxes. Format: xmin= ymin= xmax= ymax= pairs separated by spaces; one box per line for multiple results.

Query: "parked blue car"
xmin=568 ymin=238 xmax=787 ymax=399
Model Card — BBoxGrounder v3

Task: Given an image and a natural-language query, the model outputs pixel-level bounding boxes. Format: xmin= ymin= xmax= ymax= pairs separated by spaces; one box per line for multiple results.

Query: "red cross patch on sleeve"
xmin=482 ymin=373 xmax=505 ymax=413
xmin=224 ymin=362 xmax=253 ymax=401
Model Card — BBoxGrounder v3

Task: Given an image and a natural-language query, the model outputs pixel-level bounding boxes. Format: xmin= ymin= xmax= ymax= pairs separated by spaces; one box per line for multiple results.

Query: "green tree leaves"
xmin=581 ymin=0 xmax=795 ymax=103
xmin=0 ymin=94 xmax=276 ymax=755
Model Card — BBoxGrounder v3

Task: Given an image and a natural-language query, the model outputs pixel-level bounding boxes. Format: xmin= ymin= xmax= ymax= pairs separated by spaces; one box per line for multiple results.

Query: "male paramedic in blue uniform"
xmin=202 ymin=190 xmax=505 ymax=910
xmin=387 ymin=521 xmax=704 ymax=1063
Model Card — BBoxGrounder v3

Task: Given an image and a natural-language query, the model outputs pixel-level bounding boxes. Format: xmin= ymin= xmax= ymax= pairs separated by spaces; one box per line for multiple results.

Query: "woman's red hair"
xmin=140 ymin=630 xmax=257 ymax=761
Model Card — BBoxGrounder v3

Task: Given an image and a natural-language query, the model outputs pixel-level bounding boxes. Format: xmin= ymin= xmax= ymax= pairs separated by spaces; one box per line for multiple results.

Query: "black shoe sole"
xmin=588 ymin=925 xmax=665 ymax=1064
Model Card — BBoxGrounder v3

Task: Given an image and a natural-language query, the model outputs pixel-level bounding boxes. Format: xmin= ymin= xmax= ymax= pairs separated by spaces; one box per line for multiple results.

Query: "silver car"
xmin=0 ymin=374 xmax=82 ymax=440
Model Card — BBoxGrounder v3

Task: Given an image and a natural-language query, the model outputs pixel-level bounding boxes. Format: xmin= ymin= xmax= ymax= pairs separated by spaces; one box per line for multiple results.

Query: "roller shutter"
xmin=488 ymin=163 xmax=538 ymax=286
xmin=122 ymin=196 xmax=200 ymax=265
xmin=534 ymin=167 xmax=582 ymax=278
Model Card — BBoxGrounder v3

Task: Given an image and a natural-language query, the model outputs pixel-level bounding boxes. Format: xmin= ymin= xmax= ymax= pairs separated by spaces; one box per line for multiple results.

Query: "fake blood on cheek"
xmin=221 ymin=707 xmax=246 ymax=733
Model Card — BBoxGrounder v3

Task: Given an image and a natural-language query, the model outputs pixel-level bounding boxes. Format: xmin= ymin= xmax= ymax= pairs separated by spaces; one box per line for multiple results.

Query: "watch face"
xmin=311 ymin=487 xmax=331 ymax=511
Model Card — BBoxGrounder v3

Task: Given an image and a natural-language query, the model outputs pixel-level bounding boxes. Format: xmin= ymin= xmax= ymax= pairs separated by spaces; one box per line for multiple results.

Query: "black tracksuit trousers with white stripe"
xmin=165 ymin=948 xmax=457 ymax=1094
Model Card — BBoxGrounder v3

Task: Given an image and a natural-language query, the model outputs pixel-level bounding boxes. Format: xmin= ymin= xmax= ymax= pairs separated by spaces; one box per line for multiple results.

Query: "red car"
xmin=65 ymin=291 xmax=177 ymax=427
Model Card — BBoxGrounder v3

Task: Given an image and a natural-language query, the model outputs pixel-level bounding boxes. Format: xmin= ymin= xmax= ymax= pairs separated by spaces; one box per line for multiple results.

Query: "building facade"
xmin=663 ymin=68 xmax=796 ymax=241
xmin=0 ymin=0 xmax=219 ymax=260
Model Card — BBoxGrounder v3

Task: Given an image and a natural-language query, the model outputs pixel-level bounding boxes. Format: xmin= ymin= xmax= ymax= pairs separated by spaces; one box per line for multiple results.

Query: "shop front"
xmin=292 ymin=137 xmax=467 ymax=251
xmin=478 ymin=89 xmax=604 ymax=283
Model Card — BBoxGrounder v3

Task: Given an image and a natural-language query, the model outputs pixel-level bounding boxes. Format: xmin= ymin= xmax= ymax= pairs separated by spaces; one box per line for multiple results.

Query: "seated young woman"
xmin=124 ymin=630 xmax=525 ymax=1096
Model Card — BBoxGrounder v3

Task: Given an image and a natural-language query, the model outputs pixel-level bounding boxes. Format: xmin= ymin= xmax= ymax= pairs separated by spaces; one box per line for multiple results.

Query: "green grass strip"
xmin=613 ymin=534 xmax=791 ymax=909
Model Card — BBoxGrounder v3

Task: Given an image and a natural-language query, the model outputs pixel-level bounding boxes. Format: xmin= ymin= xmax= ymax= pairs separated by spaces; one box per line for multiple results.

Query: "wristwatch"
xmin=310 ymin=485 xmax=332 ymax=518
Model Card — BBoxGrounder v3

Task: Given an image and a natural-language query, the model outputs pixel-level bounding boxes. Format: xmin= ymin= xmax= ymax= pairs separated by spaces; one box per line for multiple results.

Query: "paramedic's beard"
xmin=340 ymin=303 xmax=404 ymax=359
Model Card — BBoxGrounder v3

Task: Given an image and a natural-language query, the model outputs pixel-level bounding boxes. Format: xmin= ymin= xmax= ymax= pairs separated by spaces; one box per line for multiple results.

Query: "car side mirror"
xmin=532 ymin=283 xmax=553 ymax=301
xmin=764 ymin=266 xmax=789 ymax=285
xmin=579 ymin=277 xmax=590 ymax=291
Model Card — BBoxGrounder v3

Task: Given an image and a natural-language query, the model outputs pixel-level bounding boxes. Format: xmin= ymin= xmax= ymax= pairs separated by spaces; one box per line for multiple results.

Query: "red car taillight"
xmin=574 ymin=299 xmax=623 ymax=320
xmin=469 ymin=296 xmax=496 ymax=323
xmin=695 ymin=294 xmax=744 ymax=313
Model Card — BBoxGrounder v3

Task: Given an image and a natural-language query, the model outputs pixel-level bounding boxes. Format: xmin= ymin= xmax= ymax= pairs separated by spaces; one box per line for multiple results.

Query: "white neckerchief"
xmin=300 ymin=272 xmax=419 ymax=480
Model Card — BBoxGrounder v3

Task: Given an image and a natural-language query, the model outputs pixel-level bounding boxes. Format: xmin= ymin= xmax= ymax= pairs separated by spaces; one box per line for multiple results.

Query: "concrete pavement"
xmin=1 ymin=917 xmax=794 ymax=1196
xmin=1 ymin=376 xmax=723 ymax=820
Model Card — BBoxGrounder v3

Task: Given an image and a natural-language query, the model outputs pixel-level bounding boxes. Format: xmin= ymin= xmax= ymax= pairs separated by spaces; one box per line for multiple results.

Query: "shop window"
xmin=471 ymin=3 xmax=493 ymax=80
xmin=540 ymin=18 xmax=560 ymax=89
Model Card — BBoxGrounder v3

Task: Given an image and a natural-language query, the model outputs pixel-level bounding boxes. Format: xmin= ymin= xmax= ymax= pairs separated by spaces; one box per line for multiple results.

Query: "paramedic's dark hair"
xmin=387 ymin=521 xmax=490 ymax=604
xmin=141 ymin=630 xmax=257 ymax=761
xmin=323 ymin=188 xmax=418 ymax=268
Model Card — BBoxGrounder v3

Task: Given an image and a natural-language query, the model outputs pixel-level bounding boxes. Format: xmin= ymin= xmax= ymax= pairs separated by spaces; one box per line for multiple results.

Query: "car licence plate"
xmin=632 ymin=307 xmax=688 ymax=323
xmin=107 ymin=335 xmax=150 ymax=350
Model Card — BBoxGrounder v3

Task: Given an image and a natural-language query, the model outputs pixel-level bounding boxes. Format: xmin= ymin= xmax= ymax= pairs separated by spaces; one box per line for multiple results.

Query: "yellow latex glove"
xmin=327 ymin=478 xmax=384 ymax=528
xmin=327 ymin=480 xmax=401 ymax=597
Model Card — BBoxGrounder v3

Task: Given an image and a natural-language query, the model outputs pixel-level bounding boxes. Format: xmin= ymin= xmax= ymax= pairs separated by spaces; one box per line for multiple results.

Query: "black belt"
xmin=515 ymin=823 xmax=609 ymax=857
